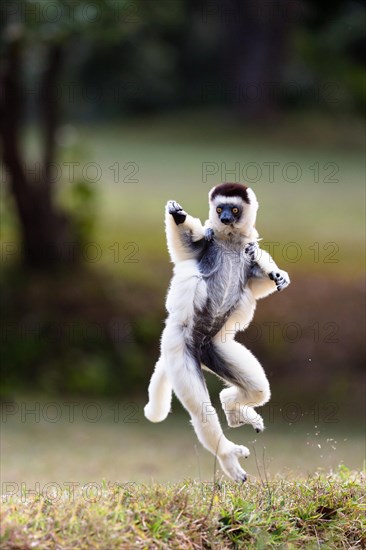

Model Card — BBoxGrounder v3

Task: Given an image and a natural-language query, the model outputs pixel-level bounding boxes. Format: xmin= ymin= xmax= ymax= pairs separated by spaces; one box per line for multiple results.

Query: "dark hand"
xmin=269 ymin=270 xmax=290 ymax=291
xmin=245 ymin=242 xmax=259 ymax=262
xmin=167 ymin=200 xmax=187 ymax=225
xmin=204 ymin=227 xmax=215 ymax=241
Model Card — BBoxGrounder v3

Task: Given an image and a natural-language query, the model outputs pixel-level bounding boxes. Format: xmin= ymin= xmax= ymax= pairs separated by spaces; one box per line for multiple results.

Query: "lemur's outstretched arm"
xmin=165 ymin=201 xmax=206 ymax=263
xmin=245 ymin=242 xmax=290 ymax=299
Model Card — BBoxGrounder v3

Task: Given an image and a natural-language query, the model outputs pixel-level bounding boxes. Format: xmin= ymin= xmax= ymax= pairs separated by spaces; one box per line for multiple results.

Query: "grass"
xmin=1 ymin=469 xmax=365 ymax=549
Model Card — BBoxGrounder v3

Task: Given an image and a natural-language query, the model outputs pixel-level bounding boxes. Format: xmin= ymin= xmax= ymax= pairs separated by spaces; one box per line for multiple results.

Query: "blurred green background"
xmin=0 ymin=1 xmax=365 ymax=481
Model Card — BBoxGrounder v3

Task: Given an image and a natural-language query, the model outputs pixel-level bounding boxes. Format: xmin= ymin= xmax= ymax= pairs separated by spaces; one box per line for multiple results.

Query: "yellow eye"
xmin=232 ymin=207 xmax=239 ymax=214
xmin=216 ymin=207 xmax=222 ymax=213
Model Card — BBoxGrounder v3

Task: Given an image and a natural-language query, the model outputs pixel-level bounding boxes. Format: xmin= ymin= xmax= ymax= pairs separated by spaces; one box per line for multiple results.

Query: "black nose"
xmin=221 ymin=216 xmax=232 ymax=225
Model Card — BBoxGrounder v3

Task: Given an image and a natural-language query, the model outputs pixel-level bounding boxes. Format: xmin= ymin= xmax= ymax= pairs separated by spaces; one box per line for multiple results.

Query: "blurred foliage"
xmin=65 ymin=180 xmax=98 ymax=245
xmin=1 ymin=262 xmax=364 ymax=410
xmin=0 ymin=266 xmax=158 ymax=397
xmin=1 ymin=0 xmax=365 ymax=119
xmin=293 ymin=3 xmax=366 ymax=114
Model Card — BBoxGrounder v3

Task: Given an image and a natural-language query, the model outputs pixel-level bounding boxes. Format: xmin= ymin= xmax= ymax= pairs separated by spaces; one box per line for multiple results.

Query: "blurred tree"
xmin=0 ymin=0 xmax=184 ymax=268
xmin=217 ymin=0 xmax=298 ymax=119
xmin=0 ymin=30 xmax=72 ymax=268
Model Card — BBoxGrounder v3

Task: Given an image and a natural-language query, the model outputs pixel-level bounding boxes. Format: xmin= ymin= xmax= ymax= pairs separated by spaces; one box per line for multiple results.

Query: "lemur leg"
xmin=161 ymin=321 xmax=250 ymax=482
xmin=218 ymin=345 xmax=270 ymax=432
xmin=144 ymin=357 xmax=172 ymax=423
xmin=203 ymin=336 xmax=270 ymax=432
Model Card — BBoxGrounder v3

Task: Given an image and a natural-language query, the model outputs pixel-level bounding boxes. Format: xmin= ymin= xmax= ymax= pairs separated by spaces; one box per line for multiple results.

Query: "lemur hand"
xmin=269 ymin=270 xmax=290 ymax=292
xmin=245 ymin=242 xmax=259 ymax=262
xmin=204 ymin=227 xmax=215 ymax=241
xmin=167 ymin=200 xmax=187 ymax=225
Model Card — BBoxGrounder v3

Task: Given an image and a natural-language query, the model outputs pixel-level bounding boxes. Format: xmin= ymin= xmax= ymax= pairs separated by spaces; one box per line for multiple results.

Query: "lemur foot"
xmin=224 ymin=406 xmax=265 ymax=432
xmin=167 ymin=200 xmax=187 ymax=225
xmin=269 ymin=270 xmax=290 ymax=291
xmin=250 ymin=412 xmax=265 ymax=433
xmin=218 ymin=443 xmax=250 ymax=483
xmin=220 ymin=389 xmax=265 ymax=432
xmin=204 ymin=227 xmax=215 ymax=241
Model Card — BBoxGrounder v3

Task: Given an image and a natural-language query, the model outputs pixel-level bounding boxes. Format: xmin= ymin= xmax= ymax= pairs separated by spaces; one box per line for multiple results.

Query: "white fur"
xmin=144 ymin=186 xmax=290 ymax=482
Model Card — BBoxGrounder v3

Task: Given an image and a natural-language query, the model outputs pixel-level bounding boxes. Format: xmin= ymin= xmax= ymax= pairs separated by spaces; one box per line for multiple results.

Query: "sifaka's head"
xmin=208 ymin=183 xmax=259 ymax=237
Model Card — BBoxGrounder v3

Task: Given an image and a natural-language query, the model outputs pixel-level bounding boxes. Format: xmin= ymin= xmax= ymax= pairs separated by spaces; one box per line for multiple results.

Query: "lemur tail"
xmin=144 ymin=357 xmax=172 ymax=423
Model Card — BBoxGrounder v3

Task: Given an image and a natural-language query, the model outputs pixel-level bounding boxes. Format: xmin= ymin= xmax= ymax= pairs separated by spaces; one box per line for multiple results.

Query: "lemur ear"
xmin=208 ymin=186 xmax=216 ymax=201
xmin=247 ymin=188 xmax=259 ymax=211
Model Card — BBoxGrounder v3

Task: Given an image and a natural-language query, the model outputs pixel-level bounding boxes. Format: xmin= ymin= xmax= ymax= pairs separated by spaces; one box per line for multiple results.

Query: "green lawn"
xmin=1 ymin=398 xmax=364 ymax=485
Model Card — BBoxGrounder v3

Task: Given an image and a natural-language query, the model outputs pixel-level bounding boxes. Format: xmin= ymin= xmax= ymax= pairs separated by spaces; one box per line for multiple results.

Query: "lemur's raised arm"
xmin=165 ymin=200 xmax=206 ymax=263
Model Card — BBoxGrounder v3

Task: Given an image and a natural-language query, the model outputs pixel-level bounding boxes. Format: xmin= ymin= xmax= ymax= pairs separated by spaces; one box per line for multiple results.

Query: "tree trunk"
xmin=0 ymin=38 xmax=76 ymax=269
xmin=219 ymin=0 xmax=296 ymax=120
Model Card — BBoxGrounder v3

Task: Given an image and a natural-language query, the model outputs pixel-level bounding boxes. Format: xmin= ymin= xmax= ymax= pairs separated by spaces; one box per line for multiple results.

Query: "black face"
xmin=216 ymin=204 xmax=242 ymax=225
